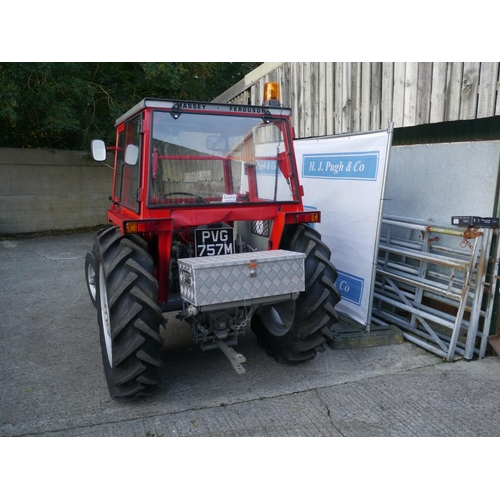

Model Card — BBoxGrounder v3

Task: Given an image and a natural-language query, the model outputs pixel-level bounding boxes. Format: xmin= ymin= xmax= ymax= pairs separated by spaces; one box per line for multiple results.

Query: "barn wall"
xmin=217 ymin=62 xmax=500 ymax=140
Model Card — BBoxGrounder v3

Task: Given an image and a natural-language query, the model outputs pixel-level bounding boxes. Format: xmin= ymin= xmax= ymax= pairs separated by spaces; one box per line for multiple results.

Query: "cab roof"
xmin=115 ymin=97 xmax=292 ymax=126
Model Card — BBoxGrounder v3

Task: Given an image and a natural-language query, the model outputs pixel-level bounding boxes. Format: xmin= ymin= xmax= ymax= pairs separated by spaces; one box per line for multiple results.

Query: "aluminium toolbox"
xmin=178 ymin=250 xmax=305 ymax=307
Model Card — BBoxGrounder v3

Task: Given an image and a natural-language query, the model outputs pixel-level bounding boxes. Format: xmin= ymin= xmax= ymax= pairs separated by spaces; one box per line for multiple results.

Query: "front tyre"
xmin=94 ymin=226 xmax=164 ymax=400
xmin=251 ymin=224 xmax=341 ymax=362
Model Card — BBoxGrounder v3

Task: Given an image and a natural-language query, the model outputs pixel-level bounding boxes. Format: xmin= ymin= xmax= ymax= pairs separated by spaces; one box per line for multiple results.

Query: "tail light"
xmin=285 ymin=211 xmax=321 ymax=225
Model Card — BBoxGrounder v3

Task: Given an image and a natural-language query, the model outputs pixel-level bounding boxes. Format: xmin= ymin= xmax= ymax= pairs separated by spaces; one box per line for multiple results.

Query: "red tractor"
xmin=86 ymin=82 xmax=341 ymax=400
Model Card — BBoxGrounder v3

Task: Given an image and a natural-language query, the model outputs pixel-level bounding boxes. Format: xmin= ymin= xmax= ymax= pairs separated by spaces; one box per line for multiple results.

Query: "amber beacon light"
xmin=262 ymin=82 xmax=281 ymax=106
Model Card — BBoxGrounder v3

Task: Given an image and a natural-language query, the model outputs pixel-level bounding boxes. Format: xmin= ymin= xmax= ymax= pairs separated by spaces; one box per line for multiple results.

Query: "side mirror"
xmin=125 ymin=144 xmax=139 ymax=166
xmin=91 ymin=139 xmax=107 ymax=162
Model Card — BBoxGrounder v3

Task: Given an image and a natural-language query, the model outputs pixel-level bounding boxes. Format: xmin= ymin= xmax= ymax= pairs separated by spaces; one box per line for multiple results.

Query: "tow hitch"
xmin=215 ymin=340 xmax=247 ymax=375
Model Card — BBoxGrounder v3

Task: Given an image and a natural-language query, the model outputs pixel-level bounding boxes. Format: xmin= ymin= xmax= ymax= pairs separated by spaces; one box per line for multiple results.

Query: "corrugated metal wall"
xmin=219 ymin=62 xmax=500 ymax=144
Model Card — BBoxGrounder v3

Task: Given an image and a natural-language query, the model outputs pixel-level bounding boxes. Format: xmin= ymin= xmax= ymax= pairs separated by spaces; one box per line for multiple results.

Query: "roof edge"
xmin=214 ymin=62 xmax=284 ymax=103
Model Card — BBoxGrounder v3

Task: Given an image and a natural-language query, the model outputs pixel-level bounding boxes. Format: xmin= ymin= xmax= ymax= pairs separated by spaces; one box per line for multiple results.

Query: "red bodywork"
xmin=105 ymin=99 xmax=320 ymax=305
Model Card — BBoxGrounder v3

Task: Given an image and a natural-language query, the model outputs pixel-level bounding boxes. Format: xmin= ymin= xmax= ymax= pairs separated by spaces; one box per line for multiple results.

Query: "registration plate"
xmin=195 ymin=227 xmax=234 ymax=257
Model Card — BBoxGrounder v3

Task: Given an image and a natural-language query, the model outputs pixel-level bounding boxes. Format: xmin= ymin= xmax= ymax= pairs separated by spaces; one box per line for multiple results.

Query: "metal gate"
xmin=372 ymin=216 xmax=500 ymax=361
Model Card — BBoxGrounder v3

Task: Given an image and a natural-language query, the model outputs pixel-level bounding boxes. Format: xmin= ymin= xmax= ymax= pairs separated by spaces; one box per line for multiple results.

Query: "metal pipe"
xmin=446 ymin=236 xmax=482 ymax=361
xmin=479 ymin=229 xmax=500 ymax=357
xmin=430 ymin=245 xmax=472 ymax=258
xmin=464 ymin=228 xmax=492 ymax=359
xmin=373 ymin=292 xmax=456 ymax=329
xmin=378 ymin=276 xmax=449 ymax=351
xmin=377 ymin=268 xmax=463 ymax=301
xmin=379 ymin=235 xmax=423 ymax=251
xmin=383 ymin=217 xmax=483 ymax=239
xmin=375 ymin=285 xmax=469 ymax=327
xmin=366 ymin=124 xmax=394 ymax=333
xmin=372 ymin=309 xmax=469 ymax=357
xmin=377 ymin=259 xmax=420 ymax=276
xmin=378 ymin=243 xmax=470 ymax=269
xmin=403 ymin=333 xmax=455 ymax=359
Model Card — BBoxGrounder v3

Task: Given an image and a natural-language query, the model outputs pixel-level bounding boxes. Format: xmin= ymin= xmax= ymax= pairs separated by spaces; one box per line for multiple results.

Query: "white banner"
xmin=294 ymin=129 xmax=393 ymax=327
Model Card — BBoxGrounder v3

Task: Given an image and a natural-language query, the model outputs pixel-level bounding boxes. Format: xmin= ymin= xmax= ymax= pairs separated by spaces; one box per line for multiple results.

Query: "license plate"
xmin=195 ymin=227 xmax=234 ymax=257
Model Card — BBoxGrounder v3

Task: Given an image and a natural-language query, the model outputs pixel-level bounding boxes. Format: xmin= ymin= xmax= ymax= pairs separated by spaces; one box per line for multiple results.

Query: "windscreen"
xmin=149 ymin=110 xmax=297 ymax=206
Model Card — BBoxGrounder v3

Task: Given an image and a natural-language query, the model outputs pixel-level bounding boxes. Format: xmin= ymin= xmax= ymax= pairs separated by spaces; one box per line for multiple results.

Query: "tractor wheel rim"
xmin=260 ymin=302 xmax=294 ymax=337
xmin=99 ymin=263 xmax=112 ymax=366
xmin=87 ymin=262 xmax=97 ymax=300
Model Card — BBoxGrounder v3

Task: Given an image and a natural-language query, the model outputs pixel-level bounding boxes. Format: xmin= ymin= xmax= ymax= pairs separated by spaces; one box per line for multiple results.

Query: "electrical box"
xmin=451 ymin=216 xmax=499 ymax=227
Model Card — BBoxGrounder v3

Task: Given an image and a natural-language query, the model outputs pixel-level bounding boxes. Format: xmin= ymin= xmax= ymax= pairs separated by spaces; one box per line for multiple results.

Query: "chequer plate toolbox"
xmin=178 ymin=250 xmax=305 ymax=307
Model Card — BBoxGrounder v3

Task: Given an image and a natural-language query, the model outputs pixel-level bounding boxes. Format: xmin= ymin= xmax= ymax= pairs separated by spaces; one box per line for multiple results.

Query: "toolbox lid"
xmin=178 ymin=250 xmax=305 ymax=270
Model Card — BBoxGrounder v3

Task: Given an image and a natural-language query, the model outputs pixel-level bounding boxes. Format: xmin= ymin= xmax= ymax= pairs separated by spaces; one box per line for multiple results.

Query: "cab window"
xmin=116 ymin=116 xmax=141 ymax=212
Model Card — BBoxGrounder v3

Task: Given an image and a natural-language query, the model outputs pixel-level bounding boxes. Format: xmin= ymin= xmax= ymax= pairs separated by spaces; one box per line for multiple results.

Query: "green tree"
xmin=0 ymin=62 xmax=260 ymax=150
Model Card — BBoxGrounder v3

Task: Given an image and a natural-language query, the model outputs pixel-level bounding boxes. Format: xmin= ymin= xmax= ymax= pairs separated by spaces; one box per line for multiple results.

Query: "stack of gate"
xmin=372 ymin=216 xmax=500 ymax=361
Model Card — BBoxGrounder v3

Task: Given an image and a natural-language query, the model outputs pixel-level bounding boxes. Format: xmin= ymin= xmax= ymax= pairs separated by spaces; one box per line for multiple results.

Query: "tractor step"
xmin=215 ymin=340 xmax=247 ymax=375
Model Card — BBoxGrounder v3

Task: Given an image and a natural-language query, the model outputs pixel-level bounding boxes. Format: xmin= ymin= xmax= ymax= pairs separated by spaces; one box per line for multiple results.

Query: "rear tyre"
xmin=85 ymin=251 xmax=98 ymax=308
xmin=94 ymin=226 xmax=164 ymax=400
xmin=251 ymin=224 xmax=341 ymax=362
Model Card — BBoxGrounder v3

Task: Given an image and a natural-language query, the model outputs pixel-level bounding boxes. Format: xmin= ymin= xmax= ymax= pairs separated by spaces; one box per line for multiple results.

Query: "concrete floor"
xmin=1 ymin=232 xmax=500 ymax=437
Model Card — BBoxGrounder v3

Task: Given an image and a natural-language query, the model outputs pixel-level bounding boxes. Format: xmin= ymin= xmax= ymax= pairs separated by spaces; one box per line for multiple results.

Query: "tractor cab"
xmin=93 ymin=87 xmax=301 ymax=213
